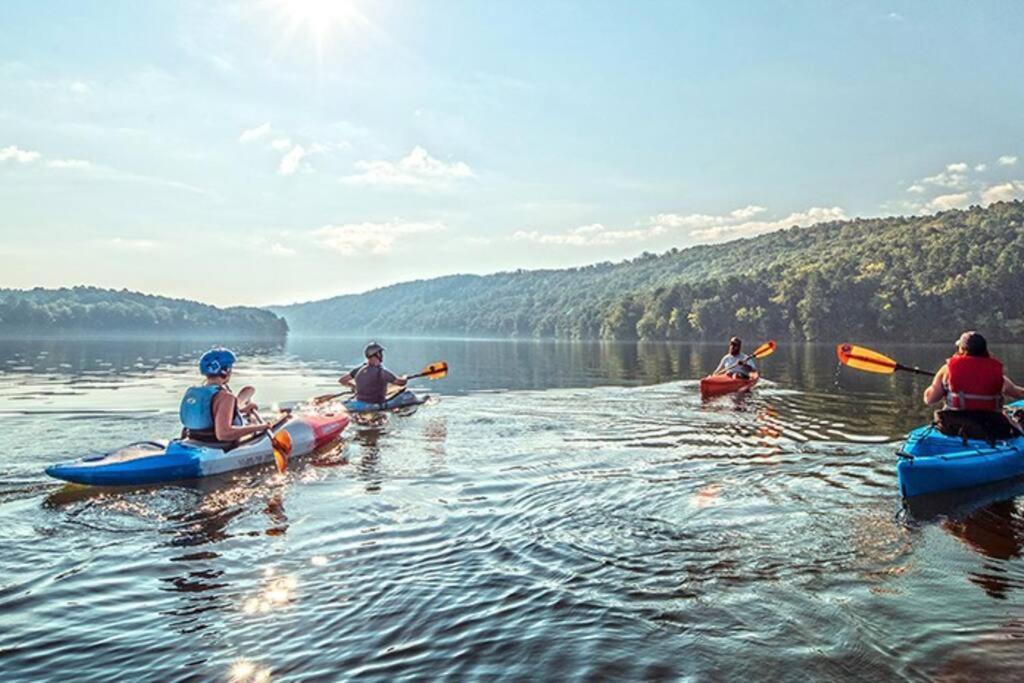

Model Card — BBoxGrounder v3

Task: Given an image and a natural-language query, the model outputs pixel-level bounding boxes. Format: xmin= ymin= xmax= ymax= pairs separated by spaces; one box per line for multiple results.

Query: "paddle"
xmin=714 ymin=340 xmax=777 ymax=375
xmin=311 ymin=361 xmax=449 ymax=405
xmin=252 ymin=408 xmax=293 ymax=473
xmin=836 ymin=343 xmax=935 ymax=377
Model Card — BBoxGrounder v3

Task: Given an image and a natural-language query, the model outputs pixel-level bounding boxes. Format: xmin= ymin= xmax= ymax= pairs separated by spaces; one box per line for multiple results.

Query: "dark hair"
xmin=958 ymin=331 xmax=989 ymax=357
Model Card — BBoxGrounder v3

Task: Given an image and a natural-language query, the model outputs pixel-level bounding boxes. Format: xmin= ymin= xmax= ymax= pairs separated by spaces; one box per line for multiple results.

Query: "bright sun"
xmin=265 ymin=0 xmax=370 ymax=60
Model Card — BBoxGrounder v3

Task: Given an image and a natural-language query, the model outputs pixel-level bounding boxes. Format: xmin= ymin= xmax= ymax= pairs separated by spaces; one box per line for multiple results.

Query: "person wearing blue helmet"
xmin=179 ymin=347 xmax=269 ymax=447
xmin=338 ymin=342 xmax=408 ymax=404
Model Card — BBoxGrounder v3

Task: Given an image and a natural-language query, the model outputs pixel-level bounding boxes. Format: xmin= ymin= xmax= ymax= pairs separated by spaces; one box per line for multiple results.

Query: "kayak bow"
xmin=700 ymin=372 xmax=759 ymax=398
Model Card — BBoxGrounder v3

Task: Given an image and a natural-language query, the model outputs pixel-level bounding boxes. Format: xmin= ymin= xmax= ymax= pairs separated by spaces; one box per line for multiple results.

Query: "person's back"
xmin=946 ymin=353 xmax=1004 ymax=411
xmin=339 ymin=342 xmax=408 ymax=404
xmin=352 ymin=363 xmax=397 ymax=404
xmin=179 ymin=348 xmax=269 ymax=447
xmin=924 ymin=331 xmax=1024 ymax=413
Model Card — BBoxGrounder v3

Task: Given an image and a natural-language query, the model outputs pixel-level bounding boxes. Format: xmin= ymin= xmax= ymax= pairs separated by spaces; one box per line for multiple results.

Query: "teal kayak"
xmin=343 ymin=390 xmax=427 ymax=414
xmin=897 ymin=401 xmax=1024 ymax=499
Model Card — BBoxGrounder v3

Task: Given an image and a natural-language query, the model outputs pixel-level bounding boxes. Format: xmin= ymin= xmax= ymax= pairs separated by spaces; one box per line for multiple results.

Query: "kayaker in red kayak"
xmin=923 ymin=331 xmax=1024 ymax=410
xmin=338 ymin=342 xmax=409 ymax=404
xmin=713 ymin=337 xmax=757 ymax=379
xmin=179 ymin=348 xmax=270 ymax=447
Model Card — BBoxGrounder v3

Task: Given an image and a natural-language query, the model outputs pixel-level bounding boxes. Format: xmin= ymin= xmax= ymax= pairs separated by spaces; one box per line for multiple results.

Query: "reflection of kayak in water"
xmin=45 ymin=413 xmax=349 ymax=487
xmin=700 ymin=372 xmax=759 ymax=398
xmin=344 ymin=390 xmax=428 ymax=414
xmin=898 ymin=400 xmax=1024 ymax=499
xmin=903 ymin=478 xmax=1024 ymax=599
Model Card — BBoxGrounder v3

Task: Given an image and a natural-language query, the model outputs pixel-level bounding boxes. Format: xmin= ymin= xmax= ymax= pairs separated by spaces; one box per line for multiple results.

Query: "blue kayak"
xmin=46 ymin=413 xmax=349 ymax=487
xmin=344 ymin=390 xmax=427 ymax=414
xmin=897 ymin=402 xmax=1024 ymax=499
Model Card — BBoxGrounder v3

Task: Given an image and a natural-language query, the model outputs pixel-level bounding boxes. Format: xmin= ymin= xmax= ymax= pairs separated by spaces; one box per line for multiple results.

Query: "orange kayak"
xmin=699 ymin=372 xmax=759 ymax=398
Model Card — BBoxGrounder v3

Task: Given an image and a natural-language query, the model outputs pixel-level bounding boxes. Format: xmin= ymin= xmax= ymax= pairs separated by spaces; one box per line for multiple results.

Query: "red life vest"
xmin=946 ymin=355 xmax=1005 ymax=411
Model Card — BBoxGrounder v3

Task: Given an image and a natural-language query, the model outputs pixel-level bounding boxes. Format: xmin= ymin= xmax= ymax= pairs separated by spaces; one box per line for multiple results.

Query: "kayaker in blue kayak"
xmin=338 ymin=342 xmax=408 ymax=404
xmin=922 ymin=331 xmax=1024 ymax=410
xmin=713 ymin=337 xmax=757 ymax=379
xmin=179 ymin=348 xmax=270 ymax=447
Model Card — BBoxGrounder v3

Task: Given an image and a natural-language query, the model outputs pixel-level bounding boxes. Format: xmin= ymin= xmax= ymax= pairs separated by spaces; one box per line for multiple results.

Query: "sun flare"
xmin=264 ymin=0 xmax=370 ymax=60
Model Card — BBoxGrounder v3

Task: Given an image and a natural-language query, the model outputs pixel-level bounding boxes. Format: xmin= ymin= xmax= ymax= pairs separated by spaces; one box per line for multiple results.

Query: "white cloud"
xmin=0 ymin=145 xmax=41 ymax=163
xmin=975 ymin=164 xmax=987 ymax=172
xmin=999 ymin=155 xmax=1018 ymax=166
xmin=888 ymin=12 xmax=904 ymax=21
xmin=683 ymin=206 xmax=847 ymax=241
xmin=922 ymin=165 xmax=969 ymax=189
xmin=268 ymin=242 xmax=297 ymax=257
xmin=47 ymin=158 xmax=93 ymax=169
xmin=108 ymin=238 xmax=161 ymax=251
xmin=514 ymin=205 xmax=846 ymax=248
xmin=652 ymin=205 xmax=767 ymax=230
xmin=514 ymin=223 xmax=667 ymax=247
xmin=69 ymin=81 xmax=91 ymax=95
xmin=906 ymin=184 xmax=925 ymax=194
xmin=239 ymin=122 xmax=271 ymax=144
xmin=927 ymin=192 xmax=972 ymax=211
xmin=313 ymin=220 xmax=445 ymax=255
xmin=278 ymin=144 xmax=307 ymax=175
xmin=341 ymin=146 xmax=474 ymax=188
xmin=270 ymin=138 xmax=293 ymax=152
xmin=981 ymin=182 xmax=1024 ymax=205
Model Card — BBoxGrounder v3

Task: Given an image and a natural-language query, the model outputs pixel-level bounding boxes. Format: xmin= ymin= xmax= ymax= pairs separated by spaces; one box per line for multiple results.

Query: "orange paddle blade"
xmin=273 ymin=430 xmax=293 ymax=456
xmin=751 ymin=340 xmax=777 ymax=359
xmin=271 ymin=430 xmax=292 ymax=473
xmin=419 ymin=361 xmax=448 ymax=379
xmin=836 ymin=343 xmax=898 ymax=374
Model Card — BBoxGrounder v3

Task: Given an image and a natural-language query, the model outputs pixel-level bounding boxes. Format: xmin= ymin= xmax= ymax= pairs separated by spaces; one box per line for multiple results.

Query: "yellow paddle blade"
xmin=751 ymin=340 xmax=777 ymax=359
xmin=836 ymin=343 xmax=897 ymax=374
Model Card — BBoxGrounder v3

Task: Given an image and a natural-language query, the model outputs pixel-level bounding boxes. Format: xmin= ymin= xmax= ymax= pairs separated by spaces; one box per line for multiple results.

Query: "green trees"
xmin=273 ymin=201 xmax=1024 ymax=342
xmin=0 ymin=286 xmax=288 ymax=338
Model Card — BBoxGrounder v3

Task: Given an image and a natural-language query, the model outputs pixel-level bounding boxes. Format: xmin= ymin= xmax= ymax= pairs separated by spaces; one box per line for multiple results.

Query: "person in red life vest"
xmin=923 ymin=331 xmax=1024 ymax=410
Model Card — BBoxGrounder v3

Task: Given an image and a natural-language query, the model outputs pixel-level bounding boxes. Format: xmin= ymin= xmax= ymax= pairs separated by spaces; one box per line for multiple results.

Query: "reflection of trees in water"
xmin=0 ymin=338 xmax=285 ymax=377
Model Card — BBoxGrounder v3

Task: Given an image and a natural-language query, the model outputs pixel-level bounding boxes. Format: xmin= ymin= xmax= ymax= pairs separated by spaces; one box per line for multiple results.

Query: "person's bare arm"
xmin=923 ymin=366 xmax=948 ymax=406
xmin=1003 ymin=376 xmax=1024 ymax=401
xmin=212 ymin=392 xmax=268 ymax=441
xmin=339 ymin=370 xmax=356 ymax=389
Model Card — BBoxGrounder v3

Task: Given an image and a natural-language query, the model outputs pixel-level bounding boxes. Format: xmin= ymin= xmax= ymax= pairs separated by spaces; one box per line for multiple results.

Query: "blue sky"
xmin=1 ymin=1 xmax=1022 ymax=307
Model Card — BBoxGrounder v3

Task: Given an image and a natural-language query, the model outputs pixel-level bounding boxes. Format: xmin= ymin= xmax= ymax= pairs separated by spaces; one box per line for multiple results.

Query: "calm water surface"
xmin=3 ymin=337 xmax=1024 ymax=681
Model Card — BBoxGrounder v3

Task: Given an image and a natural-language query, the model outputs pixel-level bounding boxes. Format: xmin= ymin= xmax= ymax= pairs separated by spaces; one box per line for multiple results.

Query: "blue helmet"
xmin=199 ymin=348 xmax=237 ymax=377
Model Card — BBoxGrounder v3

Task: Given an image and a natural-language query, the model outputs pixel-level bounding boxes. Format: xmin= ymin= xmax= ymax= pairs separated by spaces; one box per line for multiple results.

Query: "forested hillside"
xmin=274 ymin=201 xmax=1024 ymax=342
xmin=0 ymin=287 xmax=288 ymax=338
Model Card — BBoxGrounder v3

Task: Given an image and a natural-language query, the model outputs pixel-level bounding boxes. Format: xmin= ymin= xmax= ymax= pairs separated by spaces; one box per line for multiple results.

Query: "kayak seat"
xmin=933 ymin=409 xmax=1021 ymax=446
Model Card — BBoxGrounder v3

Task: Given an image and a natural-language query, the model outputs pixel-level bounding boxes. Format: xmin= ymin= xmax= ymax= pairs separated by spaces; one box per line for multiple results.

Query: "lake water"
xmin=3 ymin=337 xmax=1024 ymax=681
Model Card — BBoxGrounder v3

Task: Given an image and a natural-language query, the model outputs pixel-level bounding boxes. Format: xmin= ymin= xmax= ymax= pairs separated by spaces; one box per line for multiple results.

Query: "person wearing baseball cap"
xmin=923 ymin=331 xmax=1024 ymax=410
xmin=713 ymin=337 xmax=757 ymax=379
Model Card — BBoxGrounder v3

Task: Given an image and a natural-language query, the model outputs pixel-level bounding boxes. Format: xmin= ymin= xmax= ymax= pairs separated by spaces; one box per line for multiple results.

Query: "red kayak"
xmin=700 ymin=372 xmax=759 ymax=398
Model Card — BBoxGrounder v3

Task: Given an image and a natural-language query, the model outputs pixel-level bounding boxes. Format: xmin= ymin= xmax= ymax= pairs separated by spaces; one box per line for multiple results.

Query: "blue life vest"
xmin=180 ymin=385 xmax=221 ymax=430
xmin=179 ymin=385 xmax=245 ymax=432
